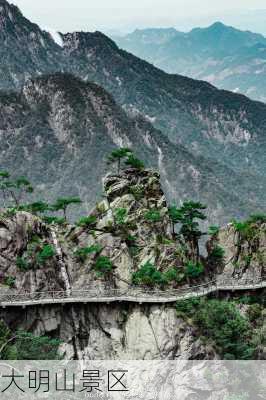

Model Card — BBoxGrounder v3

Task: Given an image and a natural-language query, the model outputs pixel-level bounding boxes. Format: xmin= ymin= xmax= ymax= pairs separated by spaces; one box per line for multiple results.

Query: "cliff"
xmin=0 ymin=168 xmax=265 ymax=359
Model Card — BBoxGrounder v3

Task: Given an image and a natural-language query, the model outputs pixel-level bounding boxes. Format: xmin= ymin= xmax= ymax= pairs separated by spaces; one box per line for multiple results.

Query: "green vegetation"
xmin=208 ymin=225 xmax=220 ymax=236
xmin=76 ymin=215 xmax=97 ymax=228
xmin=168 ymin=201 xmax=207 ymax=262
xmin=144 ymin=209 xmax=161 ymax=223
xmin=107 ymin=147 xmax=145 ymax=172
xmin=185 ymin=261 xmax=204 ymax=279
xmin=36 ymin=244 xmax=55 ymax=265
xmin=0 ymin=171 xmax=33 ymax=207
xmin=0 ymin=321 xmax=61 ymax=360
xmin=107 ymin=147 xmax=133 ymax=173
xmin=168 ymin=205 xmax=181 ymax=235
xmin=42 ymin=216 xmax=66 ymax=225
xmin=16 ymin=256 xmax=30 ymax=271
xmin=163 ymin=268 xmax=185 ymax=284
xmin=74 ymin=244 xmax=102 ymax=262
xmin=3 ymin=276 xmax=16 ymax=288
xmin=175 ymin=298 xmax=256 ymax=359
xmin=94 ymin=256 xmax=114 ymax=276
xmin=13 ymin=236 xmax=56 ymax=272
xmin=132 ymin=261 xmax=165 ymax=286
xmin=25 ymin=201 xmax=50 ymax=215
xmin=125 ymin=154 xmax=145 ymax=170
xmin=209 ymin=245 xmax=225 ymax=261
xmin=232 ymin=213 xmax=266 ymax=241
xmin=114 ymin=208 xmax=128 ymax=225
xmin=52 ymin=197 xmax=82 ymax=220
xmin=132 ymin=262 xmax=185 ymax=286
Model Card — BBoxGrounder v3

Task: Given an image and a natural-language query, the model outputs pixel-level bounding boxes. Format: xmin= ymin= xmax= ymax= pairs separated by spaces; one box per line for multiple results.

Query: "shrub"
xmin=76 ymin=215 xmax=97 ymax=228
xmin=125 ymin=155 xmax=145 ymax=170
xmin=114 ymin=208 xmax=128 ymax=225
xmin=247 ymin=304 xmax=263 ymax=323
xmin=14 ymin=331 xmax=61 ymax=360
xmin=94 ymin=256 xmax=114 ymax=276
xmin=42 ymin=216 xmax=66 ymax=225
xmin=185 ymin=261 xmax=204 ymax=278
xmin=176 ymin=298 xmax=256 ymax=359
xmin=132 ymin=262 xmax=165 ymax=286
xmin=16 ymin=257 xmax=30 ymax=272
xmin=74 ymin=244 xmax=102 ymax=262
xmin=208 ymin=225 xmax=220 ymax=236
xmin=231 ymin=219 xmax=258 ymax=241
xmin=163 ymin=268 xmax=185 ymax=284
xmin=36 ymin=245 xmax=55 ymax=265
xmin=175 ymin=297 xmax=201 ymax=317
xmin=247 ymin=213 xmax=266 ymax=224
xmin=126 ymin=235 xmax=137 ymax=244
xmin=3 ymin=276 xmax=16 ymax=288
xmin=193 ymin=299 xmax=254 ymax=359
xmin=144 ymin=209 xmax=161 ymax=223
xmin=210 ymin=245 xmax=225 ymax=260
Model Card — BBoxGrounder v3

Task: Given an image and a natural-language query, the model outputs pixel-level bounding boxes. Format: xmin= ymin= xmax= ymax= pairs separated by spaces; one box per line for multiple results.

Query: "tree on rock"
xmin=52 ymin=197 xmax=82 ymax=220
xmin=168 ymin=205 xmax=182 ymax=236
xmin=0 ymin=171 xmax=33 ymax=207
xmin=125 ymin=154 xmax=145 ymax=170
xmin=25 ymin=201 xmax=50 ymax=215
xmin=171 ymin=201 xmax=207 ymax=262
xmin=107 ymin=148 xmax=133 ymax=173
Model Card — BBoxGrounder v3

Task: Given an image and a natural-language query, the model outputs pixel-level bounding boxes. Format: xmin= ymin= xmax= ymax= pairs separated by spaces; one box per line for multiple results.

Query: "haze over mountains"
xmin=115 ymin=22 xmax=266 ymax=103
xmin=0 ymin=0 xmax=265 ymax=224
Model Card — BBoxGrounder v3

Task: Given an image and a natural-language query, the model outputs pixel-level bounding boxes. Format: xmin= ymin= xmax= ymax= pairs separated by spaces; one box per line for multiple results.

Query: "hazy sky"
xmin=10 ymin=0 xmax=266 ymax=35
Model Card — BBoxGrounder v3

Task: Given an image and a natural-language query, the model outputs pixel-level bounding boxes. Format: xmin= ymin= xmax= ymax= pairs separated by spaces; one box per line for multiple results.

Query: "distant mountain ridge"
xmin=2 ymin=73 xmax=257 ymax=223
xmin=0 ymin=0 xmax=265 ymax=224
xmin=114 ymin=22 xmax=266 ymax=102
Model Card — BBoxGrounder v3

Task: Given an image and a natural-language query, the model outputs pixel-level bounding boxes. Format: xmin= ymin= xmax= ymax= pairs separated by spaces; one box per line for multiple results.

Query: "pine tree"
xmin=107 ymin=148 xmax=133 ymax=173
xmin=52 ymin=197 xmax=82 ymax=220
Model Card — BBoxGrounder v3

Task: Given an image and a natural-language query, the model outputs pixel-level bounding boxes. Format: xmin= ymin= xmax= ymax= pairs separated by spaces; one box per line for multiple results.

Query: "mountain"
xmin=0 ymin=0 xmax=266 ymax=223
xmin=114 ymin=22 xmax=266 ymax=102
xmin=2 ymin=73 xmax=261 ymax=223
xmin=0 ymin=0 xmax=64 ymax=90
xmin=60 ymin=31 xmax=266 ymax=193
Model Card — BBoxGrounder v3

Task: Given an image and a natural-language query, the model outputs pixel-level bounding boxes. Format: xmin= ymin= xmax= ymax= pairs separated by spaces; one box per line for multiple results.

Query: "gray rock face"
xmin=0 ymin=169 xmax=265 ymax=360
xmin=0 ymin=0 xmax=64 ymax=91
xmin=216 ymin=223 xmax=266 ymax=283
xmin=0 ymin=303 xmax=217 ymax=360
xmin=0 ymin=212 xmax=65 ymax=292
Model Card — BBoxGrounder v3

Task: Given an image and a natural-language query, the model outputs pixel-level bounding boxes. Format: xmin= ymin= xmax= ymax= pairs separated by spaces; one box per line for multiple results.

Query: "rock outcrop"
xmin=213 ymin=221 xmax=266 ymax=283
xmin=0 ymin=168 xmax=265 ymax=359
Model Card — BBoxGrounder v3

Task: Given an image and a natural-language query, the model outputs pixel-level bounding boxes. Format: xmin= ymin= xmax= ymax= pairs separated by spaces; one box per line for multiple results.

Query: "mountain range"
xmin=0 ymin=0 xmax=265 ymax=224
xmin=115 ymin=22 xmax=266 ymax=103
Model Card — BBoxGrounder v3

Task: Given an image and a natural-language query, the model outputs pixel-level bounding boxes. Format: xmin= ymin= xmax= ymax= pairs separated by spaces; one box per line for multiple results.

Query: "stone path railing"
xmin=0 ymin=278 xmax=265 ymax=307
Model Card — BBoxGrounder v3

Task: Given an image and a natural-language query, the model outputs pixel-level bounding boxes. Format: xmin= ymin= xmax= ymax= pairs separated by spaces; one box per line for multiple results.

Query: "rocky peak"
xmin=62 ymin=31 xmax=118 ymax=55
xmin=0 ymin=167 xmax=264 ymax=360
xmin=0 ymin=0 xmax=23 ymax=32
xmin=104 ymin=168 xmax=166 ymax=207
xmin=0 ymin=0 xmax=63 ymax=91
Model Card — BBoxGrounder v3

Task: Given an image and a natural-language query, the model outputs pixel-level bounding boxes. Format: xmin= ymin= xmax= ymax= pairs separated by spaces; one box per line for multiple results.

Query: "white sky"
xmin=10 ymin=0 xmax=266 ymax=34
